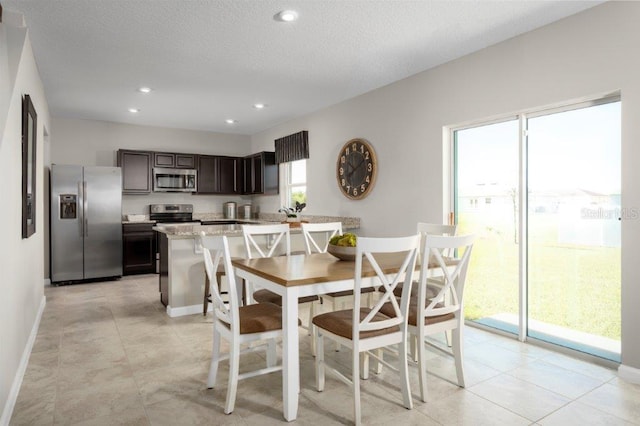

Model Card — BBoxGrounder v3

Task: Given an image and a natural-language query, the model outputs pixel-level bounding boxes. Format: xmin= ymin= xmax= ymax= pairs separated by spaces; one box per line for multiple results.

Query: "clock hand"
xmin=347 ymin=158 xmax=366 ymax=179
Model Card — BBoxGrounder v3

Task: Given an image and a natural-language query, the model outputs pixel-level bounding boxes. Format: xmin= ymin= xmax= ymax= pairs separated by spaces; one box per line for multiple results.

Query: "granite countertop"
xmin=153 ymin=223 xmax=255 ymax=237
xmin=153 ymin=216 xmax=360 ymax=239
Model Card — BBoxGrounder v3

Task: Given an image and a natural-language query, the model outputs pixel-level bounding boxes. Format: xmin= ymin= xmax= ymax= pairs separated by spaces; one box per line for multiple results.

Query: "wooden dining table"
xmin=231 ymin=251 xmax=412 ymax=422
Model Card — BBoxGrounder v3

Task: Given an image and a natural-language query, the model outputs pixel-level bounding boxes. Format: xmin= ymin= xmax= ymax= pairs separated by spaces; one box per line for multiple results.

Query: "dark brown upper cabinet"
xmin=197 ymin=155 xmax=242 ymax=195
xmin=243 ymin=151 xmax=278 ymax=195
xmin=117 ymin=150 xmax=152 ymax=194
xmin=153 ymin=152 xmax=196 ymax=169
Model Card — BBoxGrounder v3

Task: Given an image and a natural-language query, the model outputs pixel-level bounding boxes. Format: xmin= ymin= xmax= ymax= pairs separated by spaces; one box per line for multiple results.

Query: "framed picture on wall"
xmin=22 ymin=94 xmax=37 ymax=239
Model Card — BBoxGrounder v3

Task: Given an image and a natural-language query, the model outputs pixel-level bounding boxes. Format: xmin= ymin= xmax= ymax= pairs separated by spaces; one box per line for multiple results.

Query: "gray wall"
xmin=0 ymin=28 xmax=51 ymax=420
xmin=50 ymin=117 xmax=254 ymax=215
xmin=250 ymin=2 xmax=640 ymax=373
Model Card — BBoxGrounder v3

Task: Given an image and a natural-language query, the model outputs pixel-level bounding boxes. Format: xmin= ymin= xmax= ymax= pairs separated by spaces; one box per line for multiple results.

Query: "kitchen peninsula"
xmin=154 ymin=215 xmax=359 ymax=317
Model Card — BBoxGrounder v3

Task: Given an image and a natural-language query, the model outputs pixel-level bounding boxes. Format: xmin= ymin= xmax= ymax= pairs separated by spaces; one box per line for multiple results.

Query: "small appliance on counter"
xmin=223 ymin=202 xmax=237 ymax=219
xmin=239 ymin=204 xmax=253 ymax=219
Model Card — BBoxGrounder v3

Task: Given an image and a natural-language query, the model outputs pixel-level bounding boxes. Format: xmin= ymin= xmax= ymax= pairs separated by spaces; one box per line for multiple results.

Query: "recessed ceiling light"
xmin=253 ymin=103 xmax=266 ymax=109
xmin=274 ymin=10 xmax=298 ymax=22
xmin=138 ymin=87 xmax=152 ymax=93
xmin=225 ymin=119 xmax=236 ymax=124
xmin=128 ymin=108 xmax=140 ymax=113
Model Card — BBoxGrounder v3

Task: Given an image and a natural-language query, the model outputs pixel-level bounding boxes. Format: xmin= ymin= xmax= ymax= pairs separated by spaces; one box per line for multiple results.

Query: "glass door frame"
xmin=450 ymin=93 xmax=621 ymax=345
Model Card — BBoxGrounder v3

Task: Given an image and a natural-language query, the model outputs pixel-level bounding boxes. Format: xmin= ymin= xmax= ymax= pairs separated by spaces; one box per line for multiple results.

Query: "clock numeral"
xmin=345 ymin=147 xmax=349 ymax=155
xmin=341 ymin=156 xmax=346 ymax=164
xmin=361 ymin=184 xmax=366 ymax=192
xmin=341 ymin=178 xmax=346 ymax=186
xmin=365 ymin=151 xmax=370 ymax=160
xmin=352 ymin=143 xmax=357 ymax=151
xmin=339 ymin=167 xmax=344 ymax=175
xmin=360 ymin=145 xmax=365 ymax=153
xmin=367 ymin=163 xmax=372 ymax=172
xmin=353 ymin=188 xmax=358 ymax=196
xmin=346 ymin=185 xmax=351 ymax=192
xmin=366 ymin=175 xmax=370 ymax=183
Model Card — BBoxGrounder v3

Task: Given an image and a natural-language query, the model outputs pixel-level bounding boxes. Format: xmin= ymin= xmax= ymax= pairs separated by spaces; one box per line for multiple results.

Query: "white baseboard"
xmin=166 ymin=303 xmax=210 ymax=318
xmin=0 ymin=295 xmax=46 ymax=426
xmin=618 ymin=364 xmax=640 ymax=384
xmin=44 ymin=278 xmax=51 ymax=286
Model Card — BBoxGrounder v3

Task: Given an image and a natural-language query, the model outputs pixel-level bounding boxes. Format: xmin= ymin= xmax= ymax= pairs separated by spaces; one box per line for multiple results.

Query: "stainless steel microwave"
xmin=153 ymin=168 xmax=197 ymax=192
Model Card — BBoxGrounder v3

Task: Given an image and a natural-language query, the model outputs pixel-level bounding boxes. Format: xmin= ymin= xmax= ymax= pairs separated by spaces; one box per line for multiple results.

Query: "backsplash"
xmin=122 ymin=193 xmax=252 ymax=215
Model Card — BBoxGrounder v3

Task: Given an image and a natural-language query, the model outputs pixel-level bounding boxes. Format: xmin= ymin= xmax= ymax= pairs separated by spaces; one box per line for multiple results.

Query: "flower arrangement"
xmin=279 ymin=201 xmax=306 ymax=219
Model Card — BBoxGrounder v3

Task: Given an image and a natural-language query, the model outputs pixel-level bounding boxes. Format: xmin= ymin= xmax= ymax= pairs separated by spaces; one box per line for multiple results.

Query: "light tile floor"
xmin=10 ymin=275 xmax=640 ymax=425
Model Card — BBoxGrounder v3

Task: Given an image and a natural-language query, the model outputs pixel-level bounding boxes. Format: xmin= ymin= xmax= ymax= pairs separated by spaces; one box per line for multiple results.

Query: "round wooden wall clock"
xmin=336 ymin=138 xmax=377 ymax=200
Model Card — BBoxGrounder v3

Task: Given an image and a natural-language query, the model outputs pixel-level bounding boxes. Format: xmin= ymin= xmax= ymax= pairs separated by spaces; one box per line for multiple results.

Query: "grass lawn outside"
xmin=458 ymin=211 xmax=621 ymax=342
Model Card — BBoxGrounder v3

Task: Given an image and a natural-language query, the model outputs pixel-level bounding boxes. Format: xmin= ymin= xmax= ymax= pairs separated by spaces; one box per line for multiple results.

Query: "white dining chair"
xmin=301 ymin=222 xmax=376 ymax=351
xmin=242 ymin=223 xmax=320 ymax=354
xmin=301 ymin=222 xmax=343 ymax=254
xmin=313 ymin=234 xmax=420 ymax=426
xmin=381 ymin=233 xmax=475 ymax=402
xmin=392 ymin=222 xmax=458 ymax=298
xmin=386 ymin=223 xmax=458 ymax=357
xmin=201 ymin=233 xmax=289 ymax=414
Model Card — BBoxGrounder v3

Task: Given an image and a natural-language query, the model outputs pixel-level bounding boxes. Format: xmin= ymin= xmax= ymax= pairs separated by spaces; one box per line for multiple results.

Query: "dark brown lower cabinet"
xmin=159 ymin=232 xmax=169 ymax=306
xmin=122 ymin=223 xmax=156 ymax=275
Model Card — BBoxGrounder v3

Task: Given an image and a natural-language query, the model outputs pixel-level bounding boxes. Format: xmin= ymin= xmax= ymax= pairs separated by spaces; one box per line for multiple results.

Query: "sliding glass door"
xmin=454 ymin=98 xmax=621 ymax=360
xmin=527 ymin=101 xmax=621 ymax=360
xmin=455 ymin=119 xmax=520 ymax=334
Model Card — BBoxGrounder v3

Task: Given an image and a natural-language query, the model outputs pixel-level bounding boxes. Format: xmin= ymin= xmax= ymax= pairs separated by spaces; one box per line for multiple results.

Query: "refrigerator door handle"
xmin=83 ymin=180 xmax=88 ymax=237
xmin=78 ymin=181 xmax=84 ymax=237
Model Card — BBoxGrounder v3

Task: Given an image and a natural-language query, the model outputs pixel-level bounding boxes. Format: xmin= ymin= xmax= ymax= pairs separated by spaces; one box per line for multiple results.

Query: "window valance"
xmin=275 ymin=131 xmax=309 ymax=164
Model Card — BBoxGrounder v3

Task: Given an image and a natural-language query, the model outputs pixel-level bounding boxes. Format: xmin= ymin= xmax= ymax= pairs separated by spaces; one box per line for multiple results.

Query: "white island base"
xmin=156 ymin=223 xmax=328 ymax=317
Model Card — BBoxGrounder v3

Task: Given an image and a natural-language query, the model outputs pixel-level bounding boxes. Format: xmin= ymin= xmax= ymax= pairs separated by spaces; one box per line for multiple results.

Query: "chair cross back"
xmin=301 ymin=222 xmax=342 ymax=254
xmin=242 ymin=223 xmax=291 ymax=259
xmin=200 ymin=233 xmax=239 ymax=330
xmin=419 ymin=234 xmax=474 ymax=318
xmin=355 ymin=235 xmax=420 ymax=334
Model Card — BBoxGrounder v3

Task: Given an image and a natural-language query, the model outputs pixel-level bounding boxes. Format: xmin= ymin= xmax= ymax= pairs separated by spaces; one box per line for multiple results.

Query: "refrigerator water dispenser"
xmin=60 ymin=194 xmax=77 ymax=219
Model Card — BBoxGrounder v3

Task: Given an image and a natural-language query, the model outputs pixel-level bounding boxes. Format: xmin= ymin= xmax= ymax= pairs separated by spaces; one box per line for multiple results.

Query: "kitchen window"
xmin=281 ymin=159 xmax=307 ymax=208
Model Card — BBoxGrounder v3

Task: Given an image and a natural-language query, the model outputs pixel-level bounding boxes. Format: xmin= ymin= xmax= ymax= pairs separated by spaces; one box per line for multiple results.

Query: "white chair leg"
xmin=315 ymin=330 xmax=325 ymax=391
xmin=417 ymin=330 xmax=428 ymax=403
xmin=266 ymin=338 xmax=277 ymax=368
xmin=445 ymin=329 xmax=452 ymax=347
xmin=353 ymin=349 xmax=362 ymax=426
xmin=333 ymin=298 xmax=341 ymax=352
xmin=225 ymin=339 xmax=240 ymax=414
xmin=410 ymin=334 xmax=418 ymax=363
xmin=452 ymin=326 xmax=465 ymax=387
xmin=374 ymin=348 xmax=383 ymax=375
xmin=398 ymin=340 xmax=413 ymax=410
xmin=361 ymin=352 xmax=370 ymax=380
xmin=207 ymin=326 xmax=221 ymax=388
xmin=309 ymin=301 xmax=317 ymax=357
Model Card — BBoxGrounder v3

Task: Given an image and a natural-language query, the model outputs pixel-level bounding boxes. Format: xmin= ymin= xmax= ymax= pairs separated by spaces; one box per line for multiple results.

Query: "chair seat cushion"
xmin=391 ymin=282 xmax=439 ymax=299
xmin=312 ymin=308 xmax=400 ymax=340
xmin=323 ymin=287 xmax=377 ymax=298
xmin=233 ymin=303 xmax=301 ymax=334
xmin=379 ymin=299 xmax=455 ymax=327
xmin=253 ymin=289 xmax=319 ymax=306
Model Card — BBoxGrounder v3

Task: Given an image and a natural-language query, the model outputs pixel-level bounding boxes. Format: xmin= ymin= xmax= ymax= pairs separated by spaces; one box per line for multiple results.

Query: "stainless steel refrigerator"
xmin=50 ymin=165 xmax=122 ymax=283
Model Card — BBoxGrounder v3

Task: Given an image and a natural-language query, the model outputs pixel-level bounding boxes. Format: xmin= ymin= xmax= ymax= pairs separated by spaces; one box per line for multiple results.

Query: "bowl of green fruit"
xmin=327 ymin=233 xmax=358 ymax=261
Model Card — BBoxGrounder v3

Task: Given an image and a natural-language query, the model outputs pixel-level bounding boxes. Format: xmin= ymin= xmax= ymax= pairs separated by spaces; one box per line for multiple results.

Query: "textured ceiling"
xmin=3 ymin=0 xmax=603 ymax=135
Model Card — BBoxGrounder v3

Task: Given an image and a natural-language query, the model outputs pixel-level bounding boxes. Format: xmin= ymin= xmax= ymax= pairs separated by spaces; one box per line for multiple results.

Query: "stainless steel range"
xmin=151 ymin=204 xmax=200 ymax=275
xmin=150 ymin=204 xmax=200 ymax=225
